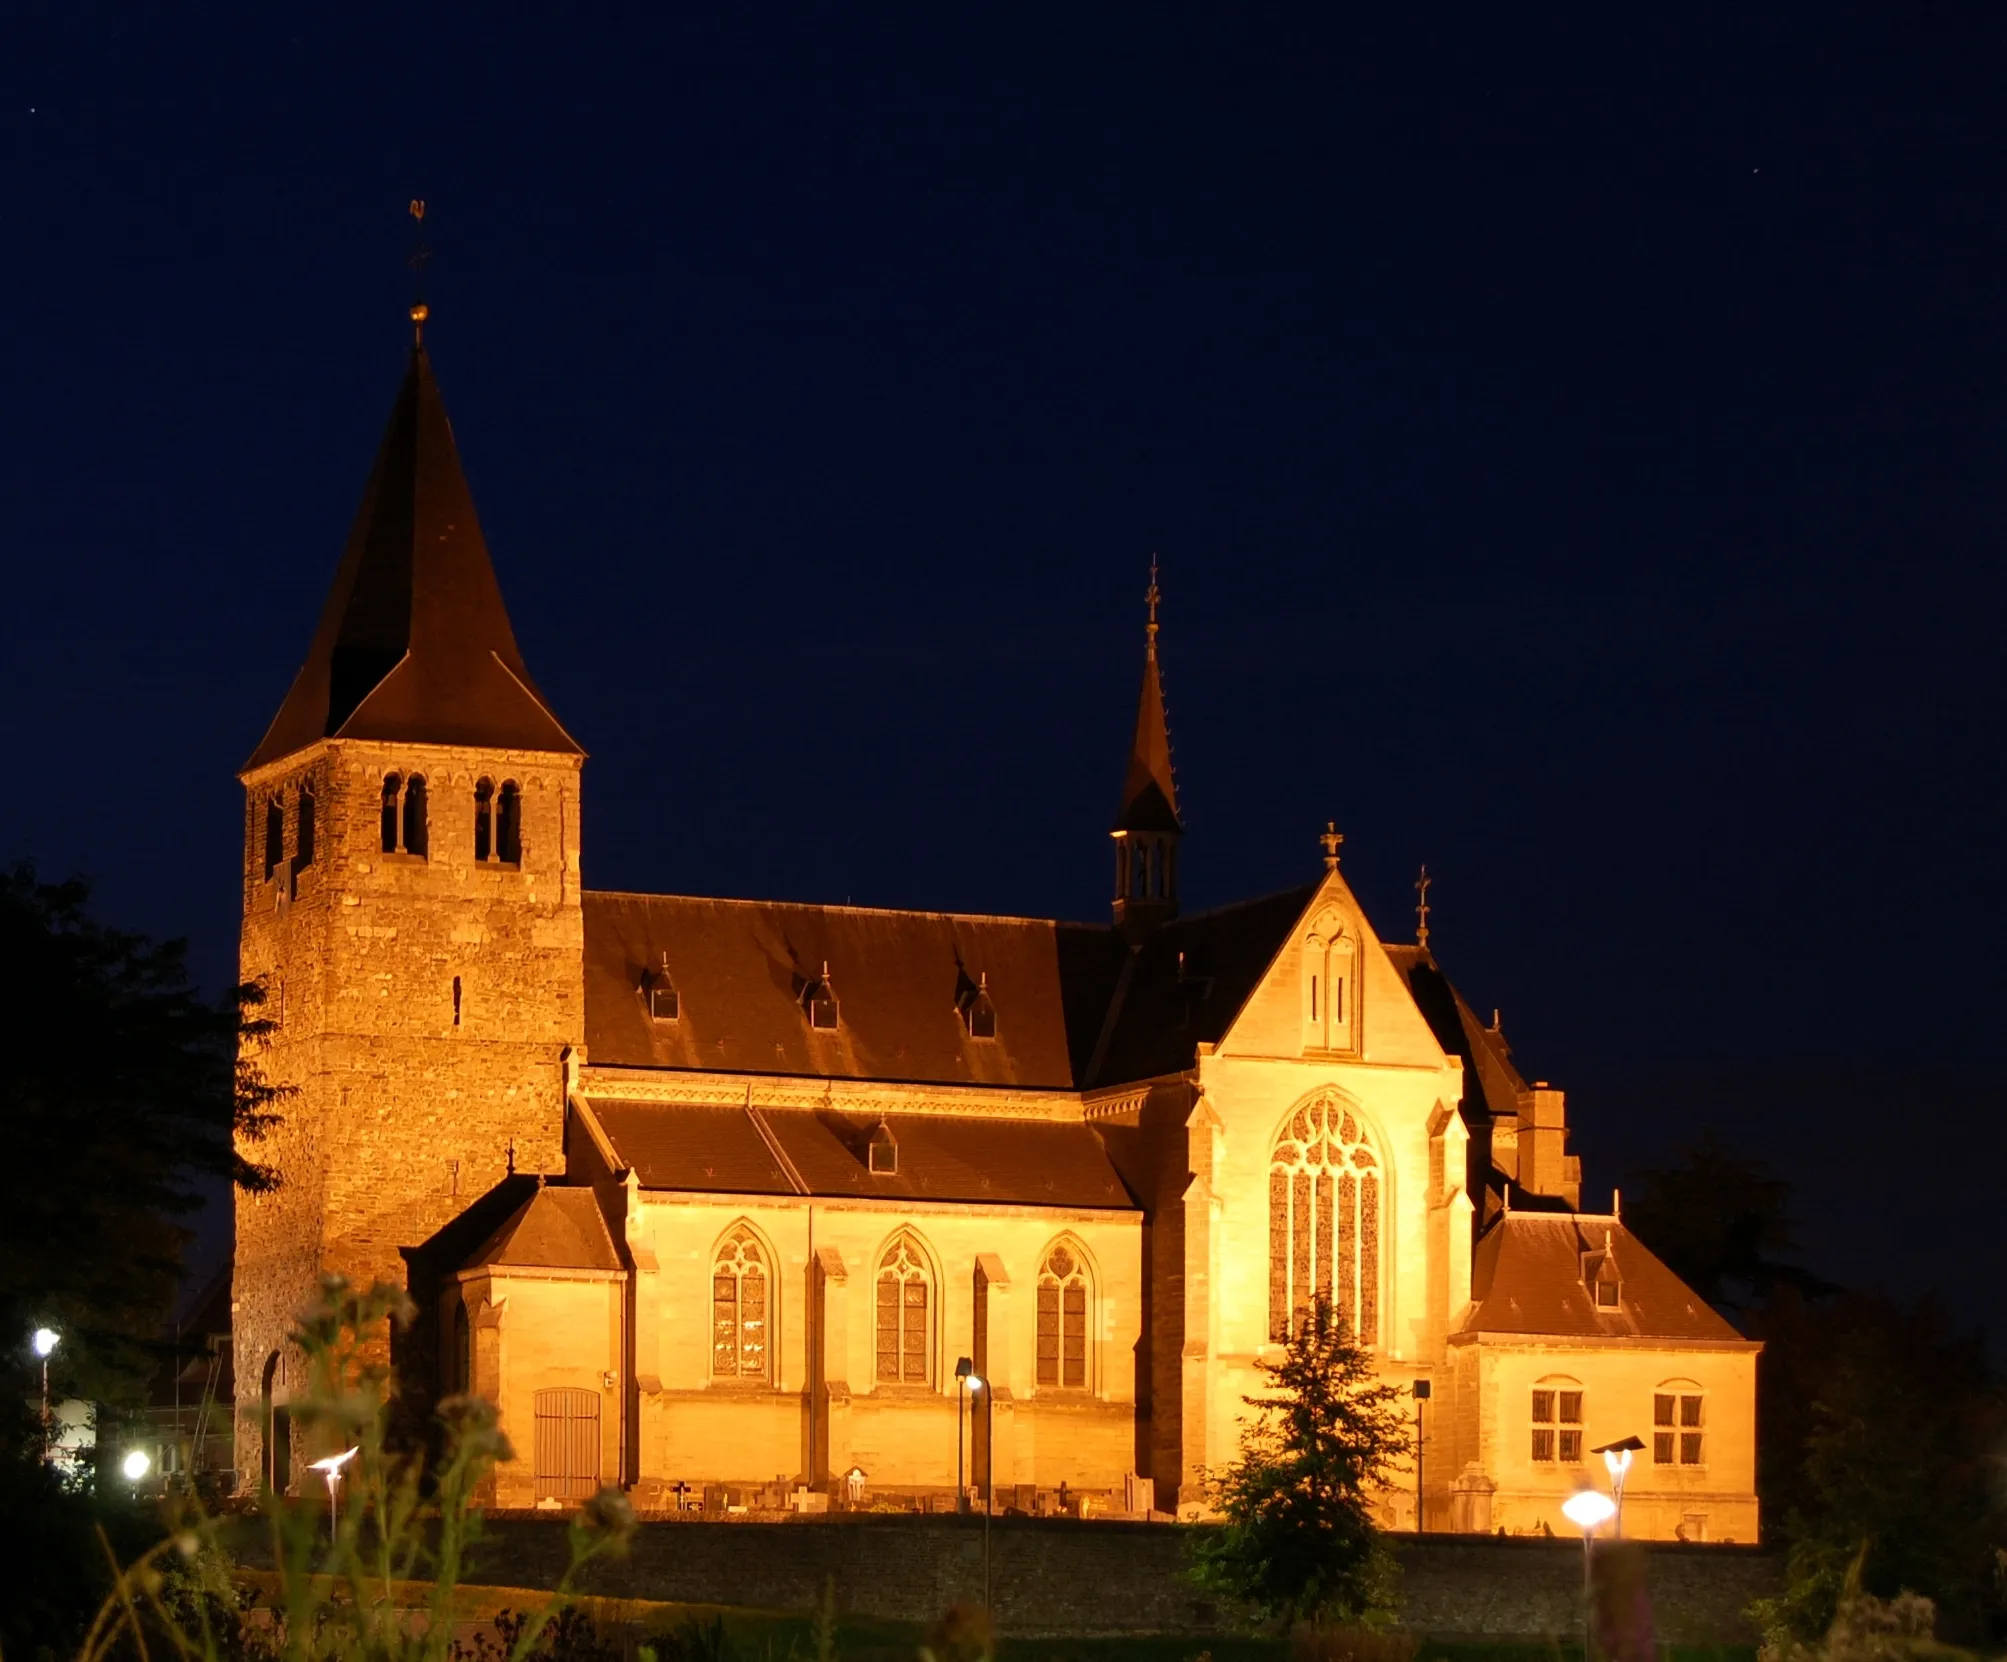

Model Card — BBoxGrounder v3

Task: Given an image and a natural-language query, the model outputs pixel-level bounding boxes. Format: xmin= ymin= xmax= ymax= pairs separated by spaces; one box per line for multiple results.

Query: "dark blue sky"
xmin=3 ymin=5 xmax=2002 ymax=1319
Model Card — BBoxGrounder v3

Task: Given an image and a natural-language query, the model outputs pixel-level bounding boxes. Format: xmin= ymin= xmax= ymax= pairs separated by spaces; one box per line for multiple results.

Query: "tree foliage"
xmin=1190 ymin=1296 xmax=1411 ymax=1626
xmin=0 ymin=863 xmax=284 ymax=1402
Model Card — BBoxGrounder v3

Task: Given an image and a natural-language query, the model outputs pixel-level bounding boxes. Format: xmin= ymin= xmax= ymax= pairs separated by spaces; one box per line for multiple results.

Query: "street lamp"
xmin=31 ymin=1327 xmax=59 ymax=1444
xmin=1411 ymin=1379 xmax=1431 ymax=1533
xmin=121 ymin=1449 xmax=153 ymax=1484
xmin=308 ymin=1447 xmax=360 ymax=1546
xmin=1561 ymin=1488 xmax=1617 ymax=1662
xmin=965 ymin=1372 xmax=993 ymax=1615
xmin=1590 ymin=1437 xmax=1644 ymax=1539
xmin=954 ymin=1356 xmax=975 ymax=1512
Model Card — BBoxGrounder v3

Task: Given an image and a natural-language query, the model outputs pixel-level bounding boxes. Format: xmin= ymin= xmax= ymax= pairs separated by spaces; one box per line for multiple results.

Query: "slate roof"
xmin=463 ymin=1182 xmax=624 ymax=1273
xmin=1383 ymin=944 xmax=1528 ymax=1125
xmin=586 ymin=1099 xmax=1139 ymax=1210
xmin=583 ymin=892 xmax=1124 ymax=1087
xmin=582 ymin=883 xmax=1322 ymax=1091
xmin=246 ymin=348 xmax=579 ymax=771
xmin=1460 ymin=1214 xmax=1746 ymax=1342
xmin=1114 ymin=628 xmax=1181 ymax=834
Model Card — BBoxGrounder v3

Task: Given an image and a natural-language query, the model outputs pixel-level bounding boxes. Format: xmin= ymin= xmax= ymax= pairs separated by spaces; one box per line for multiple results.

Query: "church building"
xmin=233 ymin=331 xmax=1759 ymax=1541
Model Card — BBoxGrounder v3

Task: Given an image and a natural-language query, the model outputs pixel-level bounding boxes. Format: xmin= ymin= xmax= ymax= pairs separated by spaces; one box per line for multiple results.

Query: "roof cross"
xmin=1320 ymin=820 xmax=1343 ymax=871
xmin=408 ymin=199 xmax=432 ymax=345
xmin=1415 ymin=863 xmax=1432 ymax=948
xmin=1145 ymin=556 xmax=1161 ymax=658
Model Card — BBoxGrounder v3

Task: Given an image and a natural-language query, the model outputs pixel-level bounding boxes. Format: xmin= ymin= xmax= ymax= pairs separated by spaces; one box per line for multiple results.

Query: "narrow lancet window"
xmin=874 ymin=1236 xmax=931 ymax=1384
xmin=401 ymin=774 xmax=428 ymax=858
xmin=294 ymin=780 xmax=315 ymax=871
xmin=497 ymin=780 xmax=521 ymax=863
xmin=473 ymin=777 xmax=494 ymax=862
xmin=380 ymin=774 xmax=402 ymax=853
xmin=263 ymin=797 xmax=285 ymax=880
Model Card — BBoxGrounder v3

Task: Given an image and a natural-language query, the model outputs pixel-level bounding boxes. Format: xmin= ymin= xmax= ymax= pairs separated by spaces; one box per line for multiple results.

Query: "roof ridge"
xmin=582 ymin=888 xmax=1115 ymax=931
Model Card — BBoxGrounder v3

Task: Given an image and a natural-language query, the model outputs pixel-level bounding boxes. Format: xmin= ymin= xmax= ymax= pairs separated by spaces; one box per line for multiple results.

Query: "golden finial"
xmin=1320 ymin=820 xmax=1343 ymax=871
xmin=1415 ymin=863 xmax=1432 ymax=948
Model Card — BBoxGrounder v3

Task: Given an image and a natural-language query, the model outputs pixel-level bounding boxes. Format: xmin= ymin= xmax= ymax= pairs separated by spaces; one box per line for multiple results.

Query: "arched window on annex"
xmin=874 ymin=1231 xmax=935 ymax=1387
xmin=1268 ymin=1093 xmax=1382 ymax=1347
xmin=710 ymin=1223 xmax=773 ymax=1383
xmin=1531 ymin=1375 xmax=1585 ymax=1465
xmin=474 ymin=777 xmax=523 ymax=865
xmin=1036 ymin=1236 xmax=1095 ymax=1392
xmin=1300 ymin=906 xmax=1357 ymax=1052
xmin=1654 ymin=1378 xmax=1705 ymax=1468
xmin=380 ymin=772 xmax=428 ymax=858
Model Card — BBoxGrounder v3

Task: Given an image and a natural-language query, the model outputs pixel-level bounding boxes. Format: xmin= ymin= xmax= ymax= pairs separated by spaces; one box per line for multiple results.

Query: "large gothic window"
xmin=1036 ymin=1241 xmax=1090 ymax=1390
xmin=710 ymin=1227 xmax=769 ymax=1380
xmin=875 ymin=1235 xmax=931 ymax=1385
xmin=1268 ymin=1095 xmax=1381 ymax=1345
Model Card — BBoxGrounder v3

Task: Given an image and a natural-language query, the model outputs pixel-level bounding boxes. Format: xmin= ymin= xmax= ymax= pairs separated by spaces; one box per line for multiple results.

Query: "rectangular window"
xmin=1532 ymin=1389 xmax=1554 ymax=1423
xmin=1531 ymin=1428 xmax=1556 ymax=1462
xmin=1655 ymin=1392 xmax=1703 ymax=1463
xmin=1558 ymin=1391 xmax=1583 ymax=1424
xmin=1531 ymin=1387 xmax=1580 ymax=1463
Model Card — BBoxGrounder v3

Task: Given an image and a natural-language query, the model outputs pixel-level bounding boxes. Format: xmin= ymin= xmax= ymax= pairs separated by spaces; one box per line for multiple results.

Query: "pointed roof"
xmin=244 ymin=347 xmax=580 ymax=772
xmin=1113 ymin=570 xmax=1181 ymax=834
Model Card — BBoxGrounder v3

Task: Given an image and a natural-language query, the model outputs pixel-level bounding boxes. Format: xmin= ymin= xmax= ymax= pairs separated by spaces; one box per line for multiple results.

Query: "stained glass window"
xmin=1037 ymin=1243 xmax=1090 ymax=1389
xmin=1267 ymin=1094 xmax=1381 ymax=1345
xmin=875 ymin=1236 xmax=931 ymax=1384
xmin=711 ymin=1228 xmax=768 ymax=1380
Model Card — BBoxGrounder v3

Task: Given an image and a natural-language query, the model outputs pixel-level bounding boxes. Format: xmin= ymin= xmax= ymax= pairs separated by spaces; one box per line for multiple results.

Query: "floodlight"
xmin=1561 ymin=1489 xmax=1616 ymax=1532
xmin=32 ymin=1328 xmax=58 ymax=1358
xmin=121 ymin=1449 xmax=152 ymax=1482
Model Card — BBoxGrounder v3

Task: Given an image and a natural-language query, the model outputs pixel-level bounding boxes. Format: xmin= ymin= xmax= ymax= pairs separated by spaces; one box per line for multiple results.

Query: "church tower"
xmin=1110 ymin=566 xmax=1181 ymax=935
xmin=233 ymin=333 xmax=585 ymax=1488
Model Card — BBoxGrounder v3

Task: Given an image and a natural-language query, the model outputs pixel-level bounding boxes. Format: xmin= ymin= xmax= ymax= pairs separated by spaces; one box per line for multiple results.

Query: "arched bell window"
xmin=263 ymin=796 xmax=285 ymax=880
xmin=380 ymin=773 xmax=428 ymax=858
xmin=1268 ymin=1094 xmax=1381 ymax=1345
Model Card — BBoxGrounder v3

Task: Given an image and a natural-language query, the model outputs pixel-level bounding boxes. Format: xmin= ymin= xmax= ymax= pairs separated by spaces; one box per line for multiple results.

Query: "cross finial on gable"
xmin=1145 ymin=556 xmax=1161 ymax=658
xmin=1415 ymin=863 xmax=1432 ymax=948
xmin=1320 ymin=820 xmax=1343 ymax=871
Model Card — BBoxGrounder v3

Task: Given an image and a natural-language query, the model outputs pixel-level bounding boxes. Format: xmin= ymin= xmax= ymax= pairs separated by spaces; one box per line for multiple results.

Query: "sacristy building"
xmin=233 ymin=335 xmax=1759 ymax=1541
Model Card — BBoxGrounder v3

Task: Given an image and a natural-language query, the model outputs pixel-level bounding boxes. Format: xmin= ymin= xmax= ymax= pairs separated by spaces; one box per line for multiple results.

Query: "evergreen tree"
xmin=1191 ymin=1295 xmax=1412 ymax=1627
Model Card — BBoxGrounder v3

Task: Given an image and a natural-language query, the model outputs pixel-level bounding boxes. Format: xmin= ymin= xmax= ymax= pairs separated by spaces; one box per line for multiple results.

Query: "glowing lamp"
xmin=1561 ymin=1488 xmax=1616 ymax=1532
xmin=121 ymin=1449 xmax=152 ymax=1482
xmin=32 ymin=1328 xmax=58 ymax=1358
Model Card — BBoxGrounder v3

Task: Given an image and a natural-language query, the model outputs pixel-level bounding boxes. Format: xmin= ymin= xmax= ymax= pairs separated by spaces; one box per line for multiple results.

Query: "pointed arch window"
xmin=1037 ymin=1242 xmax=1090 ymax=1390
xmin=294 ymin=778 xmax=315 ymax=871
xmin=1268 ymin=1095 xmax=1381 ymax=1346
xmin=875 ymin=1235 xmax=931 ymax=1385
xmin=1302 ymin=914 xmax=1356 ymax=1051
xmin=380 ymin=773 xmax=428 ymax=858
xmin=711 ymin=1228 xmax=769 ymax=1380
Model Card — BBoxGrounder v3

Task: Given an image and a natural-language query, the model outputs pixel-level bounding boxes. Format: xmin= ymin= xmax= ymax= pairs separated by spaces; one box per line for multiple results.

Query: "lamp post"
xmin=32 ymin=1327 xmax=58 ymax=1445
xmin=308 ymin=1447 xmax=360 ymax=1547
xmin=954 ymin=1356 xmax=974 ymax=1512
xmin=966 ymin=1372 xmax=993 ymax=1616
xmin=1411 ymin=1379 xmax=1431 ymax=1532
xmin=1591 ymin=1436 xmax=1644 ymax=1539
xmin=1561 ymin=1488 xmax=1617 ymax=1662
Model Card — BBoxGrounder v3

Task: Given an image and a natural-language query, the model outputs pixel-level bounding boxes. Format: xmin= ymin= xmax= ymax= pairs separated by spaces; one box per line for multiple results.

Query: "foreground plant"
xmin=72 ymin=1275 xmax=634 ymax=1662
xmin=1189 ymin=1294 xmax=1410 ymax=1628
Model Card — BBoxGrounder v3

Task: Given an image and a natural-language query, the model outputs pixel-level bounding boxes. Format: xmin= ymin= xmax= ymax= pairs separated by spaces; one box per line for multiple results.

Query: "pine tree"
xmin=1191 ymin=1295 xmax=1412 ymax=1626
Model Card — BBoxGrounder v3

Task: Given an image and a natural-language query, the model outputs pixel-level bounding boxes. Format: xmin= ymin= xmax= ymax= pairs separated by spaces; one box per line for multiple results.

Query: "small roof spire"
xmin=1415 ymin=863 xmax=1432 ymax=947
xmin=408 ymin=199 xmax=431 ymax=347
xmin=1112 ymin=559 xmax=1181 ymax=836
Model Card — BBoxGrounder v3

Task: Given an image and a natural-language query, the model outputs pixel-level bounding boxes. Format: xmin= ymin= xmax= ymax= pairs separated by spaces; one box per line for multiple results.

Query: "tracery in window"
xmin=1037 ymin=1241 xmax=1090 ymax=1390
xmin=1532 ymin=1381 xmax=1584 ymax=1463
xmin=1268 ymin=1094 xmax=1381 ymax=1345
xmin=1654 ymin=1384 xmax=1705 ymax=1466
xmin=874 ymin=1234 xmax=931 ymax=1385
xmin=711 ymin=1227 xmax=769 ymax=1380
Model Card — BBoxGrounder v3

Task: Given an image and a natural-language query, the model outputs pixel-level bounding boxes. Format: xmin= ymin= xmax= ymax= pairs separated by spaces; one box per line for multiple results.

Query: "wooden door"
xmin=532 ymin=1388 xmax=601 ymax=1500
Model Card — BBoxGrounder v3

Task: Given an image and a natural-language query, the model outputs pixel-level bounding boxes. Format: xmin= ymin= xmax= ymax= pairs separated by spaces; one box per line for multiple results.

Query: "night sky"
xmin=4 ymin=7 xmax=2002 ymax=1331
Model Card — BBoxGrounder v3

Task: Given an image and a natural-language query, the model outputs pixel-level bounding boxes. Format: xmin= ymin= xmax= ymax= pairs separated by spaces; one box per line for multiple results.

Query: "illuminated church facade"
xmin=233 ymin=335 xmax=1759 ymax=1540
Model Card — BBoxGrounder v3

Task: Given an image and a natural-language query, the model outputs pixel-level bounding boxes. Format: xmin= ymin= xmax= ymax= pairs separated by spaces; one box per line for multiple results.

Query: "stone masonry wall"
xmin=234 ymin=738 xmax=583 ymax=1487
xmin=455 ymin=1517 xmax=1778 ymax=1641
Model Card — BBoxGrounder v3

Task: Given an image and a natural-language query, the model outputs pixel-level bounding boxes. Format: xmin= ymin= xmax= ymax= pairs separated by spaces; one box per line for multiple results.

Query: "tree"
xmin=1190 ymin=1296 xmax=1412 ymax=1627
xmin=0 ymin=863 xmax=283 ymax=1406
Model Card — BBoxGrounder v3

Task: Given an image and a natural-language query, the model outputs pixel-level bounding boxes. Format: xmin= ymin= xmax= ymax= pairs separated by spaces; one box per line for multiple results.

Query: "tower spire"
xmin=1111 ymin=560 xmax=1182 ymax=935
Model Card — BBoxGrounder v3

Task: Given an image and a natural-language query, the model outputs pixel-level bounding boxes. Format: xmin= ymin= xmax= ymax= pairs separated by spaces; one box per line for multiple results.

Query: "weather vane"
xmin=408 ymin=199 xmax=431 ymax=345
xmin=1415 ymin=863 xmax=1432 ymax=948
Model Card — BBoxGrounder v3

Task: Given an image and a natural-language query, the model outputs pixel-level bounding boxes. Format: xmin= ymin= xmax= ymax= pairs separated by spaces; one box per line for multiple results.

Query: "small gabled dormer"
xmin=1582 ymin=1231 xmax=1623 ymax=1311
xmin=958 ymin=971 xmax=998 ymax=1040
xmin=645 ymin=954 xmax=679 ymax=1023
xmin=868 ymin=1119 xmax=898 ymax=1175
xmin=801 ymin=961 xmax=840 ymax=1032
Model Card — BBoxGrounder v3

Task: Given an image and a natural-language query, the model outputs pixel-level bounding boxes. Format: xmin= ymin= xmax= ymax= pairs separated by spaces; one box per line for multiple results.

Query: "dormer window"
xmin=803 ymin=962 xmax=839 ymax=1031
xmin=959 ymin=972 xmax=997 ymax=1040
xmin=868 ymin=1121 xmax=898 ymax=1175
xmin=1583 ymin=1237 xmax=1622 ymax=1309
xmin=647 ymin=955 xmax=679 ymax=1023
